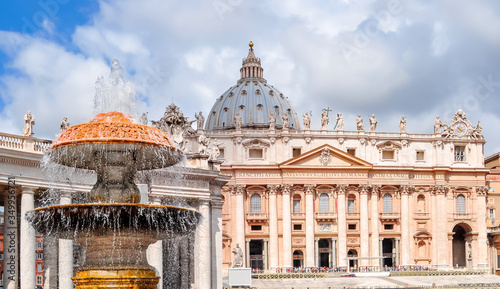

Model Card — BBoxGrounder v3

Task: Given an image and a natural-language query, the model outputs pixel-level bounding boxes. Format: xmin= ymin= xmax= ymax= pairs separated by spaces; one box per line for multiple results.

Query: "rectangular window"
xmin=490 ymin=209 xmax=495 ymax=218
xmin=0 ymin=254 xmax=3 ymax=260
xmin=249 ymin=148 xmax=263 ymax=159
xmin=454 ymin=146 xmax=465 ymax=162
xmin=36 ymin=276 xmax=43 ymax=285
xmin=347 ymin=200 xmax=355 ymax=213
xmin=384 ymin=224 xmax=394 ymax=230
xmin=251 ymin=225 xmax=262 ymax=231
xmin=218 ymin=148 xmax=225 ymax=159
xmin=37 ymin=263 xmax=42 ymax=272
xmin=293 ymin=200 xmax=301 ymax=213
xmin=382 ymin=150 xmax=395 ymax=160
xmin=36 ymin=253 xmax=43 ymax=260
xmin=292 ymin=147 xmax=301 ymax=158
xmin=347 ymin=148 xmax=356 ymax=156
xmin=348 ymin=224 xmax=356 ymax=230
xmin=36 ymin=242 xmax=43 ymax=249
xmin=293 ymin=224 xmax=302 ymax=230
xmin=416 ymin=150 xmax=425 ymax=161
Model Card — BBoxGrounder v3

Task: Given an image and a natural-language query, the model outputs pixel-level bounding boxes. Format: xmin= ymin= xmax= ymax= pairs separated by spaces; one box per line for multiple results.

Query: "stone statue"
xmin=356 ymin=114 xmax=364 ymax=131
xmin=198 ymin=132 xmax=210 ymax=155
xmin=232 ymin=243 xmax=244 ymax=268
xmin=282 ymin=113 xmax=289 ymax=129
xmin=434 ymin=116 xmax=443 ymax=134
xmin=151 ymin=103 xmax=195 ymax=146
xmin=139 ymin=113 xmax=148 ymax=126
xmin=336 ymin=113 xmax=344 ymax=131
xmin=60 ymin=117 xmax=70 ymax=131
xmin=235 ymin=113 xmax=242 ymax=130
xmin=467 ymin=243 xmax=472 ymax=259
xmin=268 ymin=112 xmax=276 ymax=130
xmin=22 ymin=110 xmax=35 ymax=136
xmin=321 ymin=109 xmax=329 ymax=130
xmin=210 ymin=139 xmax=220 ymax=160
xmin=472 ymin=120 xmax=483 ymax=139
xmin=195 ymin=111 xmax=205 ymax=131
xmin=369 ymin=114 xmax=377 ymax=132
xmin=302 ymin=112 xmax=311 ymax=130
xmin=400 ymin=116 xmax=407 ymax=133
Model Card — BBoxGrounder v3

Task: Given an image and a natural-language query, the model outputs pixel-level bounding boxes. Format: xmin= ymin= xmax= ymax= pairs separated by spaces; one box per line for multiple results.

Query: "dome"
xmin=205 ymin=43 xmax=301 ymax=131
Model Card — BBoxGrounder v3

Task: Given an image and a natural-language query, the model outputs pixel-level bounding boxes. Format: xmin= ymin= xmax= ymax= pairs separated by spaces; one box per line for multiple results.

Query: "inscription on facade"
xmin=235 ymin=172 xmax=281 ymax=178
xmin=283 ymin=172 xmax=366 ymax=178
xmin=369 ymin=173 xmax=408 ymax=179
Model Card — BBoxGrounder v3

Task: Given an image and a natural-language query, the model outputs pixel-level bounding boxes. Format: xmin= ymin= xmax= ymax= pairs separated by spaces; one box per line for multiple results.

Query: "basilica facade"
xmin=197 ymin=43 xmax=489 ymax=271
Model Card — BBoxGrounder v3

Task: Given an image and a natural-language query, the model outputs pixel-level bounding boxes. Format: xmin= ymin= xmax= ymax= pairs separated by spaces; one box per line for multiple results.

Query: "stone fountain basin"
xmin=27 ymin=203 xmax=201 ymax=240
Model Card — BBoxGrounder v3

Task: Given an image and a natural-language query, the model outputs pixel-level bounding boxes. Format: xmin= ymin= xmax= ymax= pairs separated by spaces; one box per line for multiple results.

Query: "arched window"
xmin=250 ymin=194 xmax=261 ymax=213
xmin=319 ymin=193 xmax=329 ymax=213
xmin=383 ymin=194 xmax=393 ymax=213
xmin=347 ymin=195 xmax=355 ymax=213
xmin=456 ymin=194 xmax=466 ymax=214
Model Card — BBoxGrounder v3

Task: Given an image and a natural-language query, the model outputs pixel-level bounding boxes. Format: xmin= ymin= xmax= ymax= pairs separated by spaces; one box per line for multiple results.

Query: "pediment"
xmin=280 ymin=144 xmax=372 ymax=168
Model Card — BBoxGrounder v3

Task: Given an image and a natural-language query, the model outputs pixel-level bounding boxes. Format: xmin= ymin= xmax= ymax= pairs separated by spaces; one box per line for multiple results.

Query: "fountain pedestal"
xmin=73 ymin=268 xmax=159 ymax=289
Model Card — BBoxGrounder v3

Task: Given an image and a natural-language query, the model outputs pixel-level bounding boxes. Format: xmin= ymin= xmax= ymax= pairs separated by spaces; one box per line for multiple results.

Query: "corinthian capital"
xmin=230 ymin=184 xmax=246 ymax=195
xmin=431 ymin=185 xmax=449 ymax=195
xmin=267 ymin=184 xmax=280 ymax=195
xmin=358 ymin=184 xmax=369 ymax=195
xmin=370 ymin=185 xmax=381 ymax=196
xmin=399 ymin=184 xmax=414 ymax=195
xmin=281 ymin=184 xmax=293 ymax=195
xmin=304 ymin=184 xmax=316 ymax=195
xmin=335 ymin=184 xmax=347 ymax=195
xmin=476 ymin=186 xmax=488 ymax=196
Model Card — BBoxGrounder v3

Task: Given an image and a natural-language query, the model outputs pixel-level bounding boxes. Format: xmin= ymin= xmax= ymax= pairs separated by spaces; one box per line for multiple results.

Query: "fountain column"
xmin=3 ymin=186 xmax=18 ymax=289
xmin=20 ymin=187 xmax=36 ymax=289
xmin=59 ymin=190 xmax=73 ymax=289
xmin=197 ymin=201 xmax=212 ymax=289
xmin=282 ymin=184 xmax=293 ymax=267
xmin=148 ymin=196 xmax=163 ymax=289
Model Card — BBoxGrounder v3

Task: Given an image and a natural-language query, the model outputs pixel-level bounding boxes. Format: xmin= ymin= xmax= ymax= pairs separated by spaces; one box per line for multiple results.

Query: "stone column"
xmin=245 ymin=240 xmax=250 ymax=268
xmin=379 ymin=238 xmax=384 ymax=268
xmin=435 ymin=186 xmax=448 ymax=268
xmin=267 ymin=185 xmax=279 ymax=269
xmin=314 ymin=238 xmax=319 ymax=267
xmin=232 ymin=185 xmax=247 ymax=264
xmin=476 ymin=186 xmax=489 ymax=268
xmin=336 ymin=184 xmax=347 ymax=267
xmin=359 ymin=185 xmax=369 ymax=266
xmin=395 ymin=238 xmax=400 ymax=266
xmin=3 ymin=185 xmax=18 ymax=289
xmin=400 ymin=185 xmax=411 ymax=266
xmin=305 ymin=184 xmax=316 ymax=267
xmin=370 ymin=186 xmax=380 ymax=267
xmin=263 ymin=239 xmax=269 ymax=270
xmin=331 ymin=238 xmax=337 ymax=267
xmin=431 ymin=188 xmax=438 ymax=266
xmin=148 ymin=197 xmax=163 ymax=289
xmin=197 ymin=201 xmax=212 ymax=289
xmin=282 ymin=184 xmax=293 ymax=267
xmin=59 ymin=191 xmax=73 ymax=289
xmin=20 ymin=187 xmax=36 ymax=289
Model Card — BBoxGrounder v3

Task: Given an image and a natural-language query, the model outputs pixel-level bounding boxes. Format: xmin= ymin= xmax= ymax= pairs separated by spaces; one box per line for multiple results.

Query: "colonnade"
xmin=230 ymin=183 xmax=489 ymax=270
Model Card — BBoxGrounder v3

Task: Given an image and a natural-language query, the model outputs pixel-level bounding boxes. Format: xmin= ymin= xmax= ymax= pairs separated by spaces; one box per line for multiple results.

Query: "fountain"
xmin=27 ymin=60 xmax=201 ymax=288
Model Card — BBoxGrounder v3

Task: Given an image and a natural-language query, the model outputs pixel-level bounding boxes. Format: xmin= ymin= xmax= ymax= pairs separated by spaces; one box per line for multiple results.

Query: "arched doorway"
xmin=452 ymin=224 xmax=468 ymax=267
xmin=347 ymin=249 xmax=358 ymax=268
xmin=293 ymin=250 xmax=304 ymax=268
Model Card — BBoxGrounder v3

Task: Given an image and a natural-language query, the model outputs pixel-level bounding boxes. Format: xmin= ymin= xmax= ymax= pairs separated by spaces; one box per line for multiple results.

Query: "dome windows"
xmin=269 ymin=90 xmax=275 ymax=96
xmin=257 ymin=104 xmax=263 ymax=111
xmin=242 ymin=90 xmax=247 ymax=96
xmin=239 ymin=105 xmax=245 ymax=110
xmin=229 ymin=92 xmax=234 ymax=97
xmin=256 ymin=89 xmax=261 ymax=96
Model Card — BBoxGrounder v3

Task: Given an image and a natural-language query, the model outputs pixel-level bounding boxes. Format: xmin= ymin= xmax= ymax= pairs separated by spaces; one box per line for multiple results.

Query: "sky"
xmin=0 ymin=0 xmax=500 ymax=156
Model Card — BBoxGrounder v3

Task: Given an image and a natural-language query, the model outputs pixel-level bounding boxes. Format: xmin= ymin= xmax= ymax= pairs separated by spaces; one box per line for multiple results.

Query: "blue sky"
xmin=1 ymin=0 xmax=500 ymax=156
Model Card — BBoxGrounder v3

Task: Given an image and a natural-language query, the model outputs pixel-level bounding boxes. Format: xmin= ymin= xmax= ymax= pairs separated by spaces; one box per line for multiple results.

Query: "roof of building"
xmin=205 ymin=42 xmax=301 ymax=131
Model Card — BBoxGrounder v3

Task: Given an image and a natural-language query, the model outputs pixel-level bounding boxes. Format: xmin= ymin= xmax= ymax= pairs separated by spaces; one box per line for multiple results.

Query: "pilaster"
xmin=304 ymin=184 xmax=316 ymax=267
xmin=336 ymin=184 xmax=347 ymax=267
xmin=267 ymin=185 xmax=279 ymax=269
xmin=359 ymin=184 xmax=369 ymax=266
xmin=282 ymin=184 xmax=293 ymax=267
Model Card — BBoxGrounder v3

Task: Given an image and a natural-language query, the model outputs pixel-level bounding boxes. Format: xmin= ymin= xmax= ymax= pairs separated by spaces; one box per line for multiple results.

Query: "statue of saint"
xmin=400 ymin=116 xmax=406 ymax=133
xmin=302 ymin=112 xmax=311 ymax=130
xmin=195 ymin=111 xmax=205 ymax=131
xmin=232 ymin=243 xmax=244 ymax=268
xmin=198 ymin=132 xmax=210 ymax=155
xmin=268 ymin=112 xmax=276 ymax=130
xmin=356 ymin=114 xmax=364 ymax=131
xmin=60 ymin=117 xmax=70 ymax=131
xmin=321 ymin=109 xmax=329 ymax=130
xmin=282 ymin=113 xmax=289 ymax=129
xmin=235 ymin=113 xmax=242 ymax=130
xmin=22 ymin=110 xmax=35 ymax=136
xmin=210 ymin=139 xmax=220 ymax=160
xmin=369 ymin=114 xmax=377 ymax=132
xmin=139 ymin=113 xmax=148 ymax=126
xmin=434 ymin=116 xmax=443 ymax=134
xmin=336 ymin=113 xmax=344 ymax=131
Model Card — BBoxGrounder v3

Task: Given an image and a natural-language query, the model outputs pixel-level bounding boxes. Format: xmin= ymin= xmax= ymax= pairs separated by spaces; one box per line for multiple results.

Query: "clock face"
xmin=454 ymin=122 xmax=467 ymax=137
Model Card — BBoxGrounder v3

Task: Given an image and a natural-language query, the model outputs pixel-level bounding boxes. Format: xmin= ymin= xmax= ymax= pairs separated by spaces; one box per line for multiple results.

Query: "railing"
xmin=246 ymin=213 xmax=268 ymax=220
xmin=379 ymin=212 xmax=401 ymax=220
xmin=315 ymin=212 xmax=337 ymax=221
xmin=346 ymin=212 xmax=359 ymax=219
xmin=414 ymin=212 xmax=430 ymax=219
xmin=453 ymin=213 xmax=472 ymax=219
xmin=0 ymin=132 xmax=52 ymax=153
xmin=291 ymin=212 xmax=305 ymax=219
